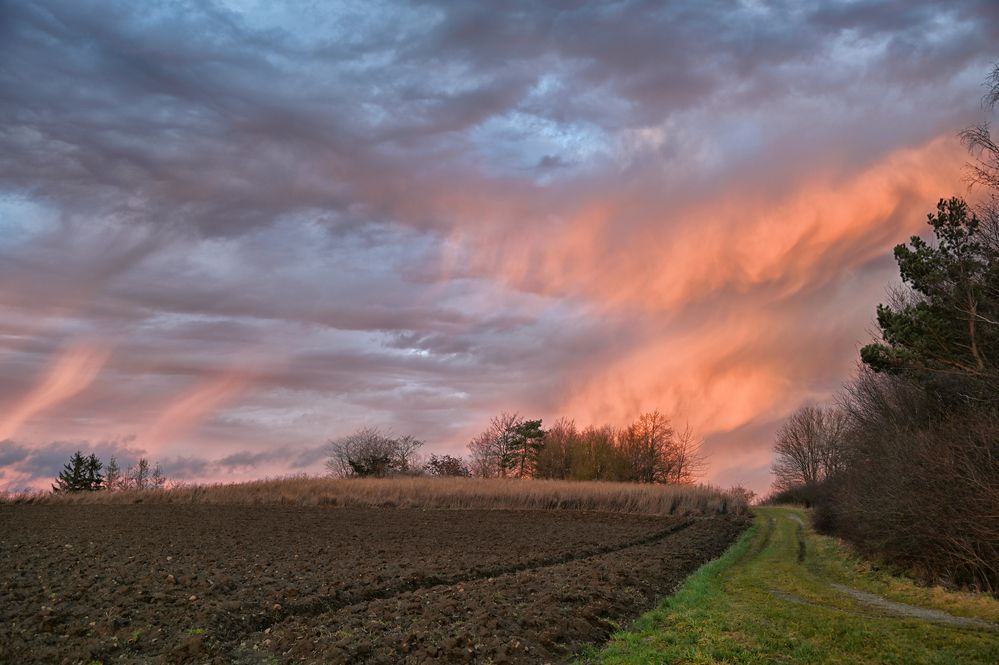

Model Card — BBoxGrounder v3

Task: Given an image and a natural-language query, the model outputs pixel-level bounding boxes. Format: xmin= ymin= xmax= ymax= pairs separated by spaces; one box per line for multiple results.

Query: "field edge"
xmin=583 ymin=506 xmax=999 ymax=664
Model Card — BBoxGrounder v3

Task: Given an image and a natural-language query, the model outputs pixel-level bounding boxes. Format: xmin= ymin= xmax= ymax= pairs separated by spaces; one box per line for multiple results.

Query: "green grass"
xmin=586 ymin=506 xmax=999 ymax=664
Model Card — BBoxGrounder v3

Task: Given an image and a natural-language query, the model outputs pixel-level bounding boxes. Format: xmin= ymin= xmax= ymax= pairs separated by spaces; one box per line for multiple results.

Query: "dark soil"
xmin=0 ymin=505 xmax=747 ymax=664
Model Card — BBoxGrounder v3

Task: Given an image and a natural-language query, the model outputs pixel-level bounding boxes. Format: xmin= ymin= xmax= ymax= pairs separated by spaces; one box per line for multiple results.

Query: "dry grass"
xmin=1 ymin=476 xmax=747 ymax=517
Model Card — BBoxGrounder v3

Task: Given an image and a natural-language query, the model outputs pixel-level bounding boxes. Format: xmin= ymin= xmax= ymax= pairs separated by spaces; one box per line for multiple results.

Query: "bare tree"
xmin=534 ymin=417 xmax=577 ymax=479
xmin=325 ymin=427 xmax=424 ymax=478
xmin=105 ymin=456 xmax=122 ymax=491
xmin=151 ymin=462 xmax=167 ymax=490
xmin=618 ymin=411 xmax=675 ymax=483
xmin=771 ymin=406 xmax=847 ymax=492
xmin=669 ymin=423 xmax=707 ymax=484
xmin=959 ymin=64 xmax=999 ymax=192
xmin=467 ymin=412 xmax=521 ymax=478
xmin=568 ymin=425 xmax=621 ymax=481
xmin=128 ymin=458 xmax=151 ymax=490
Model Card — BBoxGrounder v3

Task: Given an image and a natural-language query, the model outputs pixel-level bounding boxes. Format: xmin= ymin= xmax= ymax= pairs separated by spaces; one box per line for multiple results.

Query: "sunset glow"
xmin=1 ymin=1 xmax=996 ymax=494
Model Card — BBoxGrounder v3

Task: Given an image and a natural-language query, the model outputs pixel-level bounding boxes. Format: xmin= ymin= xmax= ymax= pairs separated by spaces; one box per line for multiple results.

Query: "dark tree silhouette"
xmin=501 ymin=419 xmax=546 ymax=478
xmin=53 ymin=451 xmax=103 ymax=492
xmin=424 ymin=454 xmax=471 ymax=477
xmin=860 ymin=197 xmax=998 ymax=398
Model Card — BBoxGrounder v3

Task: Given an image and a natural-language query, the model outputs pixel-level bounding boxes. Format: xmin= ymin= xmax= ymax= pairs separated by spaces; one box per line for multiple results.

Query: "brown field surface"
xmin=0 ymin=499 xmax=747 ymax=664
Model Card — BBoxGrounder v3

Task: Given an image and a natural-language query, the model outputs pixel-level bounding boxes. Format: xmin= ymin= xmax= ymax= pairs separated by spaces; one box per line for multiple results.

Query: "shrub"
xmin=326 ymin=428 xmax=424 ymax=478
xmin=424 ymin=454 xmax=471 ymax=477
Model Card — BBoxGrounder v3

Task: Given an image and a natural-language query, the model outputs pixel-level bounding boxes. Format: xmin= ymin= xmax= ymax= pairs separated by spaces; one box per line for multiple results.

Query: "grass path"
xmin=586 ymin=506 xmax=999 ymax=664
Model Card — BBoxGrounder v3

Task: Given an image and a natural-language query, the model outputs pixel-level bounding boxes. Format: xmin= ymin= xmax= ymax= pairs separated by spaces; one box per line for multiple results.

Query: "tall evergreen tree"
xmin=860 ymin=197 xmax=999 ymax=399
xmin=84 ymin=454 xmax=104 ymax=491
xmin=52 ymin=451 xmax=88 ymax=492
xmin=501 ymin=419 xmax=546 ymax=478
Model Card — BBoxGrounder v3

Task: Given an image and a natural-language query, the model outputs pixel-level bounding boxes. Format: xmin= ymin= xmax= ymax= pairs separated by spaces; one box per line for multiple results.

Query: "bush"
xmin=326 ymin=428 xmax=424 ymax=478
xmin=424 ymin=454 xmax=471 ymax=477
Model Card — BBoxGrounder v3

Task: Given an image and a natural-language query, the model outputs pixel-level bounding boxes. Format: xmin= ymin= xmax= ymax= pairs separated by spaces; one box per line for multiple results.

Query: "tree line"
xmin=769 ymin=66 xmax=999 ymax=592
xmin=53 ymin=451 xmax=167 ymax=492
xmin=326 ymin=409 xmax=704 ymax=485
xmin=467 ymin=411 xmax=704 ymax=483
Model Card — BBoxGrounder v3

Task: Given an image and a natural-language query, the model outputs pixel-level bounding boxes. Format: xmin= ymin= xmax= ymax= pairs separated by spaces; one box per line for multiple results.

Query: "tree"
xmin=52 ymin=451 xmax=88 ymax=492
xmin=669 ymin=424 xmax=707 ymax=484
xmin=798 ymin=66 xmax=999 ymax=590
xmin=959 ymin=64 xmax=999 ymax=192
xmin=501 ymin=418 xmax=545 ymax=478
xmin=52 ymin=451 xmax=104 ymax=492
xmin=618 ymin=411 xmax=675 ymax=483
xmin=534 ymin=417 xmax=577 ymax=479
xmin=151 ymin=462 xmax=167 ymax=490
xmin=83 ymin=453 xmax=104 ymax=491
xmin=129 ymin=458 xmax=151 ymax=490
xmin=727 ymin=485 xmax=756 ymax=506
xmin=860 ymin=197 xmax=999 ymax=398
xmin=467 ymin=412 xmax=520 ymax=478
xmin=859 ymin=63 xmax=999 ymax=399
xmin=105 ymin=456 xmax=122 ymax=491
xmin=424 ymin=454 xmax=471 ymax=477
xmin=467 ymin=413 xmax=546 ymax=479
xmin=570 ymin=425 xmax=625 ymax=481
xmin=771 ymin=406 xmax=847 ymax=494
xmin=390 ymin=435 xmax=424 ymax=474
xmin=326 ymin=427 xmax=425 ymax=478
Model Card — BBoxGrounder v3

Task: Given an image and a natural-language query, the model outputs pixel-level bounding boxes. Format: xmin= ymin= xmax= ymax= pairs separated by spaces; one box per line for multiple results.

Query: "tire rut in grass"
xmin=829 ymin=583 xmax=999 ymax=632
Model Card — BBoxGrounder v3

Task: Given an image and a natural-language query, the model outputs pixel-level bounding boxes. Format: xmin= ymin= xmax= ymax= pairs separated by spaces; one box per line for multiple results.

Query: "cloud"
xmin=0 ymin=441 xmax=29 ymax=466
xmin=2 ymin=437 xmax=145 ymax=483
xmin=0 ymin=1 xmax=994 ymax=494
xmin=0 ymin=344 xmax=111 ymax=440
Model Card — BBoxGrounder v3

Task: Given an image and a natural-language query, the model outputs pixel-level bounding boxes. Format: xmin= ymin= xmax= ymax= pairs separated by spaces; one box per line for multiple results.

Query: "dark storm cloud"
xmin=2 ymin=1 xmax=988 ymax=238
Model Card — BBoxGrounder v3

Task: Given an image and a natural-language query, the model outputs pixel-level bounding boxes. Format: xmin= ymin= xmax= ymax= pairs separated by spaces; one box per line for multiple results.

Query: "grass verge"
xmin=586 ymin=506 xmax=999 ymax=664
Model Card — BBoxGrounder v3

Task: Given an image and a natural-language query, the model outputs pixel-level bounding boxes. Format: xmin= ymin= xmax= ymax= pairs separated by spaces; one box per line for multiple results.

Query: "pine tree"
xmin=860 ymin=197 xmax=998 ymax=398
xmin=501 ymin=419 xmax=546 ymax=478
xmin=52 ymin=451 xmax=88 ymax=492
xmin=84 ymin=454 xmax=104 ymax=491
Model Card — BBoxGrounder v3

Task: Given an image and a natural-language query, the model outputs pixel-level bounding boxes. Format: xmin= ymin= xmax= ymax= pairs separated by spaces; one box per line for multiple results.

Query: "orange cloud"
xmin=143 ymin=372 xmax=255 ymax=449
xmin=0 ymin=343 xmax=111 ymax=440
xmin=447 ymin=136 xmax=966 ymax=314
xmin=499 ymin=136 xmax=968 ymax=486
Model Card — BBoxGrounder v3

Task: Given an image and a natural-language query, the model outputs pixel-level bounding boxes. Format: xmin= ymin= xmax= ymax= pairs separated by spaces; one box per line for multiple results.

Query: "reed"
xmin=3 ymin=476 xmax=748 ymax=516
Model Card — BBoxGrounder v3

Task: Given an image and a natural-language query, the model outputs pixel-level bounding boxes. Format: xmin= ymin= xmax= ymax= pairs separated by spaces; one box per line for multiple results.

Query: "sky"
xmin=0 ymin=0 xmax=996 ymax=495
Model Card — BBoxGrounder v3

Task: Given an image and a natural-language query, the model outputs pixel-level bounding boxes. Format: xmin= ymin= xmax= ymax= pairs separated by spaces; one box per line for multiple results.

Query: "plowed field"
xmin=0 ymin=505 xmax=746 ymax=664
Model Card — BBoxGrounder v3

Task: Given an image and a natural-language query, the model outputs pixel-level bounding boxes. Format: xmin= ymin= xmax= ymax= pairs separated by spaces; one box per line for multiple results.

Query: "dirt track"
xmin=0 ymin=504 xmax=746 ymax=664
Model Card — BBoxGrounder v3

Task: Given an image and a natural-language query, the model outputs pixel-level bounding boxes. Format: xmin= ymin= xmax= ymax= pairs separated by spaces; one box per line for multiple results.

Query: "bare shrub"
xmin=825 ymin=370 xmax=999 ymax=591
xmin=424 ymin=454 xmax=470 ymax=477
xmin=326 ymin=427 xmax=424 ymax=478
